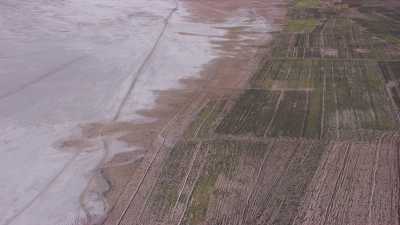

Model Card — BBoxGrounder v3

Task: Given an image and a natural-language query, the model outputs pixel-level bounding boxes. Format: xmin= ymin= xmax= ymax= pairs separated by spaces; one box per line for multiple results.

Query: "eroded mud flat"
xmin=0 ymin=0 xmax=284 ymax=224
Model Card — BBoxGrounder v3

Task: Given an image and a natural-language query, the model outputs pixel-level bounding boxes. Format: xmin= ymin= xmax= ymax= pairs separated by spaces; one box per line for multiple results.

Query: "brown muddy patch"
xmin=59 ymin=138 xmax=93 ymax=150
xmin=181 ymin=0 xmax=287 ymax=28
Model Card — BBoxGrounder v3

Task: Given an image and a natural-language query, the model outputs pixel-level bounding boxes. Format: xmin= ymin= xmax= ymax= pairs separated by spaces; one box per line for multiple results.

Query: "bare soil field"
xmin=76 ymin=0 xmax=400 ymax=224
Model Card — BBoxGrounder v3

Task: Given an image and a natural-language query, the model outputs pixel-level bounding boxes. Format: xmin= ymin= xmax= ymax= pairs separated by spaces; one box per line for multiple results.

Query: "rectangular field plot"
xmin=125 ymin=139 xmax=326 ymax=225
xmin=181 ymin=140 xmax=268 ymax=225
xmin=127 ymin=140 xmax=270 ymax=225
xmin=293 ymin=139 xmax=400 ymax=225
xmin=272 ymin=18 xmax=400 ymax=59
xmin=215 ymin=90 xmax=281 ymax=137
xmin=248 ymin=59 xmax=397 ymax=139
xmin=184 ymin=99 xmax=228 ymax=139
xmin=181 ymin=139 xmax=324 ymax=225
xmin=379 ymin=61 xmax=400 ymax=82
xmin=133 ymin=141 xmax=200 ymax=225
xmin=289 ymin=7 xmax=326 ymax=20
xmin=184 ymin=59 xmax=397 ymax=140
xmin=355 ymin=6 xmax=400 ymax=45
xmin=329 ymin=60 xmax=396 ymax=136
xmin=377 ymin=61 xmax=400 ymax=114
xmin=251 ymin=59 xmax=317 ymax=90
xmin=268 ymin=90 xmax=309 ymax=137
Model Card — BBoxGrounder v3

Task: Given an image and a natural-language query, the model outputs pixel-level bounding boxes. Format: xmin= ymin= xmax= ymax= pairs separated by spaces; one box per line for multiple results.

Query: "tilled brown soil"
xmin=294 ymin=136 xmax=400 ymax=225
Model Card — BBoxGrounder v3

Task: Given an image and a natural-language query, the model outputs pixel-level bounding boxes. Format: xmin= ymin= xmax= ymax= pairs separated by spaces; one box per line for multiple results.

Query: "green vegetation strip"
xmin=146 ymin=142 xmax=198 ymax=220
xmin=287 ymin=19 xmax=319 ymax=32
xmin=216 ymin=90 xmax=280 ymax=137
xmin=295 ymin=0 xmax=320 ymax=9
xmin=184 ymin=142 xmax=238 ymax=225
